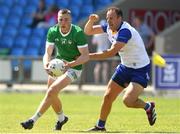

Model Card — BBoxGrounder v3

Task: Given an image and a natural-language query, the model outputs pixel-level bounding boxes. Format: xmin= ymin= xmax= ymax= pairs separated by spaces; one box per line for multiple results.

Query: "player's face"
xmin=106 ymin=10 xmax=121 ymax=31
xmin=58 ymin=13 xmax=72 ymax=34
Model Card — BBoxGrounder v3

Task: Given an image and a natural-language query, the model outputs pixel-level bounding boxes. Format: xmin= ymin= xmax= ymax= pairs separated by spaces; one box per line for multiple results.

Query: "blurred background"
xmin=0 ymin=0 xmax=180 ymax=92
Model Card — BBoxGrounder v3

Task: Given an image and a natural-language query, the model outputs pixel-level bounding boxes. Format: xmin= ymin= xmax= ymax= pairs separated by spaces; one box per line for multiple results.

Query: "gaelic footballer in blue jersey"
xmin=84 ymin=6 xmax=156 ymax=132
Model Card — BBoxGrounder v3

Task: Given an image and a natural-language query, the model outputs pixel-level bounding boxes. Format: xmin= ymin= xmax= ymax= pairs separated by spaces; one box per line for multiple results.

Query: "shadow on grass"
xmin=75 ymin=130 xmax=179 ymax=134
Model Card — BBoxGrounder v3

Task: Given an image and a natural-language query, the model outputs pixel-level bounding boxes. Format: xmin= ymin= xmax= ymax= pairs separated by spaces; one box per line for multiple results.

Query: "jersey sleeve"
xmin=46 ymin=28 xmax=55 ymax=43
xmin=101 ymin=23 xmax=108 ymax=33
xmin=75 ymin=30 xmax=88 ymax=47
xmin=116 ymin=28 xmax=132 ymax=43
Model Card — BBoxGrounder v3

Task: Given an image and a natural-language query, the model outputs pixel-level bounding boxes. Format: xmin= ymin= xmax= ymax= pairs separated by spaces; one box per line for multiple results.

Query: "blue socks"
xmin=97 ymin=119 xmax=106 ymax=128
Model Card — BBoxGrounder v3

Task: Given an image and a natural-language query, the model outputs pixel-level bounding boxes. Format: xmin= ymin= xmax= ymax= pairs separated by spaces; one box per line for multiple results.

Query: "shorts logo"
xmin=69 ymin=70 xmax=77 ymax=80
xmin=146 ymin=72 xmax=150 ymax=80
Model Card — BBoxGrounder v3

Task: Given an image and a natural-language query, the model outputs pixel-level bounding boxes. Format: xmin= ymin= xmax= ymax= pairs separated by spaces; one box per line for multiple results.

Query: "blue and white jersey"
xmin=101 ymin=21 xmax=150 ymax=69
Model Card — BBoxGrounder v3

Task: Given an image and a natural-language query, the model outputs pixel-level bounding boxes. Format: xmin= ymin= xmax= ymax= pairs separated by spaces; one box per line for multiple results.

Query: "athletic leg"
xmin=47 ymin=77 xmax=63 ymax=115
xmin=89 ymin=79 xmax=124 ymax=131
xmin=36 ymin=74 xmax=71 ymax=115
xmin=122 ymin=82 xmax=145 ymax=108
xmin=100 ymin=80 xmax=124 ymax=120
xmin=123 ymin=82 xmax=156 ymax=125
xmin=21 ymin=74 xmax=71 ymax=130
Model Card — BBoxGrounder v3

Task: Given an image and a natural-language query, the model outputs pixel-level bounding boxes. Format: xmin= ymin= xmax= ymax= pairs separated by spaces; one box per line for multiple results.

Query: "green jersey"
xmin=46 ymin=24 xmax=88 ymax=70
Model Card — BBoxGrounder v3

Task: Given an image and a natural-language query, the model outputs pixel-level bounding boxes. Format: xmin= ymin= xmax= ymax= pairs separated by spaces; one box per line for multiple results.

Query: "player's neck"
xmin=61 ymin=28 xmax=70 ymax=34
xmin=59 ymin=24 xmax=72 ymax=36
xmin=112 ymin=21 xmax=123 ymax=32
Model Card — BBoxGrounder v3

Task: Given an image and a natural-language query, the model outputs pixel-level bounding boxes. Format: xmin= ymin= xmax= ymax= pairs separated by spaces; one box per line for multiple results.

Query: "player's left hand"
xmin=62 ymin=61 xmax=71 ymax=73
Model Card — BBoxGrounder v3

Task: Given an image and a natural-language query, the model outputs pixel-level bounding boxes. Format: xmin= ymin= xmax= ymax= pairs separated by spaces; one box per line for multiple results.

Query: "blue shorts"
xmin=112 ymin=64 xmax=151 ymax=88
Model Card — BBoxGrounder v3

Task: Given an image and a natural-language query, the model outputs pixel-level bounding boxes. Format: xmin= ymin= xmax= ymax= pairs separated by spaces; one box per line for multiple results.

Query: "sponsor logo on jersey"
xmin=55 ymin=38 xmax=59 ymax=42
xmin=61 ymin=38 xmax=66 ymax=44
xmin=60 ymin=38 xmax=73 ymax=45
xmin=68 ymin=40 xmax=72 ymax=44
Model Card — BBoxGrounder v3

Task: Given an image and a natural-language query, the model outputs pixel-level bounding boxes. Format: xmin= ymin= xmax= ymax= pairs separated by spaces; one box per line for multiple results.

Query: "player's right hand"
xmin=44 ymin=62 xmax=53 ymax=76
xmin=89 ymin=14 xmax=99 ymax=23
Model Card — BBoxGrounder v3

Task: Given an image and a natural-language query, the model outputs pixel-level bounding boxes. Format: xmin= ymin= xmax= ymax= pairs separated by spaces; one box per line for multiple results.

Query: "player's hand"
xmin=62 ymin=61 xmax=70 ymax=73
xmin=89 ymin=14 xmax=99 ymax=23
xmin=44 ymin=62 xmax=53 ymax=76
xmin=46 ymin=68 xmax=54 ymax=76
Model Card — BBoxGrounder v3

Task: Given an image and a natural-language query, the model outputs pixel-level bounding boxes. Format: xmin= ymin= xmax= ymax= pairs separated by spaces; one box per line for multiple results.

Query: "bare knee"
xmin=103 ymin=93 xmax=114 ymax=104
xmin=47 ymin=87 xmax=58 ymax=99
xmin=122 ymin=95 xmax=134 ymax=108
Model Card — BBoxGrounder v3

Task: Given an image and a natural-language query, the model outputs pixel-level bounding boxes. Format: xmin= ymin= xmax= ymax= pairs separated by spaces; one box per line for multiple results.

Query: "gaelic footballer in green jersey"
xmin=21 ymin=9 xmax=89 ymax=131
xmin=46 ymin=24 xmax=88 ymax=70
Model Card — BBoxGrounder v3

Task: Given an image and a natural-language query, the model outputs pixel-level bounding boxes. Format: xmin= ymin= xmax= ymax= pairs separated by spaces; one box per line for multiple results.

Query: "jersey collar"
xmin=59 ymin=24 xmax=72 ymax=37
xmin=111 ymin=21 xmax=123 ymax=35
xmin=117 ymin=21 xmax=123 ymax=31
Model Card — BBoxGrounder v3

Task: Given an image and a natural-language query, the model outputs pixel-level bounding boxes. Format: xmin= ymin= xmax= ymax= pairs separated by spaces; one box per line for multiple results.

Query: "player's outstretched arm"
xmin=89 ymin=42 xmax=125 ymax=60
xmin=65 ymin=46 xmax=89 ymax=68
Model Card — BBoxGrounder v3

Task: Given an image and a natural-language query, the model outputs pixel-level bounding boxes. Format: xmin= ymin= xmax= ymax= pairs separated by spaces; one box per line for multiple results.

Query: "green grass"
xmin=0 ymin=92 xmax=180 ymax=134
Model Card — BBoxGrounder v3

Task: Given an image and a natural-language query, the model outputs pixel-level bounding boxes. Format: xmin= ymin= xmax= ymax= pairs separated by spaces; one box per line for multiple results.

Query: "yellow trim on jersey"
xmin=112 ymin=31 xmax=117 ymax=35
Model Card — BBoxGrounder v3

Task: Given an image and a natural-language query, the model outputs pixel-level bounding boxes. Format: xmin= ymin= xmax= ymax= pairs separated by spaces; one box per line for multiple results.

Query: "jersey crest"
xmin=60 ymin=38 xmax=73 ymax=45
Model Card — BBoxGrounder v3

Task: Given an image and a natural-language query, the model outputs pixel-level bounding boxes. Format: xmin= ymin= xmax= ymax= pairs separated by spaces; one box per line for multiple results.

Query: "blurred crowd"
xmin=30 ymin=0 xmax=59 ymax=28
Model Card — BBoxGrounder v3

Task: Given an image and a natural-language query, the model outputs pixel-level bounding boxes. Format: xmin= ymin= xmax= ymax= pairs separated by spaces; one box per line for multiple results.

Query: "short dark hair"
xmin=107 ymin=7 xmax=123 ymax=17
xmin=58 ymin=9 xmax=71 ymax=15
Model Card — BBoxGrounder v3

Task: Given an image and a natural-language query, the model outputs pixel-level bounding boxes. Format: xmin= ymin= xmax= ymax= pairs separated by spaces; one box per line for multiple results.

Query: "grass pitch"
xmin=0 ymin=92 xmax=180 ymax=134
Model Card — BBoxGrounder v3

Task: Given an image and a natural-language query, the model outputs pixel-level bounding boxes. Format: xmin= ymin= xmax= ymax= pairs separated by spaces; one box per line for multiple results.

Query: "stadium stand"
xmin=13 ymin=36 xmax=28 ymax=49
xmin=11 ymin=5 xmax=24 ymax=17
xmin=10 ymin=48 xmax=24 ymax=72
xmin=56 ymin=0 xmax=69 ymax=8
xmin=18 ymin=27 xmax=32 ymax=38
xmin=0 ymin=5 xmax=10 ymax=17
xmin=45 ymin=0 xmax=55 ymax=6
xmin=0 ymin=36 xmax=14 ymax=49
xmin=0 ymin=0 xmax=113 ymax=80
xmin=23 ymin=48 xmax=39 ymax=71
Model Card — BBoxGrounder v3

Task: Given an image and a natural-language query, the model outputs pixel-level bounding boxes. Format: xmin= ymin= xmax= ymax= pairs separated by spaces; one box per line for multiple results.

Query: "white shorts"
xmin=65 ymin=68 xmax=82 ymax=82
xmin=50 ymin=68 xmax=82 ymax=82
